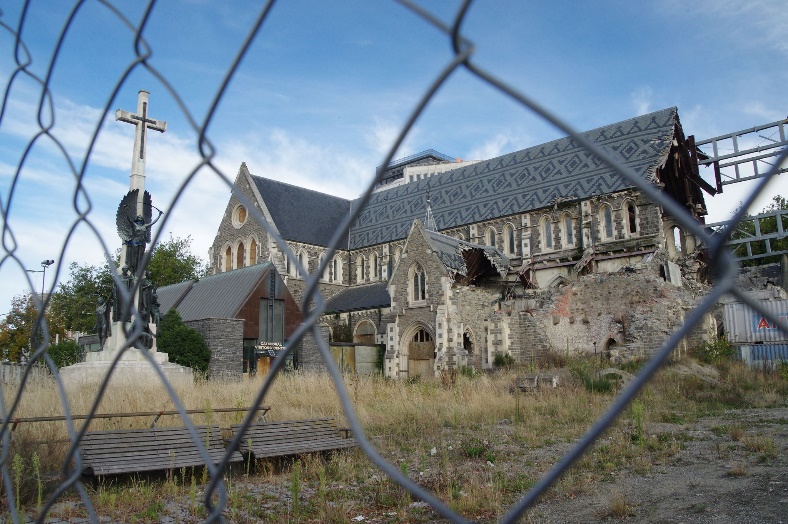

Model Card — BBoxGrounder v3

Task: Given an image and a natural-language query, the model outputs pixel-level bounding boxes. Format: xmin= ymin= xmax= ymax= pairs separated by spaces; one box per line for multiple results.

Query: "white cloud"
xmin=467 ymin=131 xmax=531 ymax=161
xmin=631 ymin=87 xmax=653 ymax=117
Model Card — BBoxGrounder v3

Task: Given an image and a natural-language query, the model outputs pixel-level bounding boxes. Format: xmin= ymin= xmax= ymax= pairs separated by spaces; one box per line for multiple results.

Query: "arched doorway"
xmin=604 ymin=337 xmax=618 ymax=361
xmin=407 ymin=328 xmax=435 ymax=379
xmin=353 ymin=320 xmax=376 ymax=345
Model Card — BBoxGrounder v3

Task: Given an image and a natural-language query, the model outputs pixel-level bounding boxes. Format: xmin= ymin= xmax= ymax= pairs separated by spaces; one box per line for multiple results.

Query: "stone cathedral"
xmin=208 ymin=107 xmax=716 ymax=379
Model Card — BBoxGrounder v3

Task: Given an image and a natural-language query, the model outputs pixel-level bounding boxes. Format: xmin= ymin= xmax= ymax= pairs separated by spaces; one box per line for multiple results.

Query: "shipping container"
xmin=737 ymin=344 xmax=788 ymax=369
xmin=723 ymin=300 xmax=788 ymax=344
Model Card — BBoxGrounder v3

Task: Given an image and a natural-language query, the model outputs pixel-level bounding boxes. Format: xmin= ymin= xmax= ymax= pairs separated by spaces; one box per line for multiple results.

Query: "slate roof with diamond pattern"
xmin=248 ymin=107 xmax=677 ymax=250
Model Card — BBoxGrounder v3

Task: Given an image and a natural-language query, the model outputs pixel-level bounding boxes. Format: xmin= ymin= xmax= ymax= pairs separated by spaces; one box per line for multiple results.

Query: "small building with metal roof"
xmin=157 ymin=262 xmax=302 ymax=379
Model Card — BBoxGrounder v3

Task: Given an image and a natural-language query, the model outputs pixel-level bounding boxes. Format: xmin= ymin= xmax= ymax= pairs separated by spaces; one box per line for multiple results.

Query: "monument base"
xmin=60 ymin=348 xmax=193 ymax=386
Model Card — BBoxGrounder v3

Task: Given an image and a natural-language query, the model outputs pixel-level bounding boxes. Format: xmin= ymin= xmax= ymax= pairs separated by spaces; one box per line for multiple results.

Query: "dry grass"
xmin=2 ymin=356 xmax=786 ymax=522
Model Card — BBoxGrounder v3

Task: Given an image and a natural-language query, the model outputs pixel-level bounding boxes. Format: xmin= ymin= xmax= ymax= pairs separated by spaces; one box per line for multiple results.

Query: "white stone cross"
xmin=115 ymin=90 xmax=167 ymax=199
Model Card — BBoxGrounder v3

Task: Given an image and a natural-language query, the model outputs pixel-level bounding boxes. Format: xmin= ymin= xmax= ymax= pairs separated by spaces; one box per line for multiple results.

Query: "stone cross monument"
xmin=98 ymin=91 xmax=168 ymax=354
xmin=115 ymin=89 xmax=167 ymax=209
xmin=64 ymin=90 xmax=191 ymax=384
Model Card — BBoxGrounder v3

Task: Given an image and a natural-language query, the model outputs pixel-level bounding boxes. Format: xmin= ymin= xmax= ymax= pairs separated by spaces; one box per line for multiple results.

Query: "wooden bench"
xmin=79 ymin=425 xmax=243 ymax=478
xmin=230 ymin=418 xmax=357 ymax=461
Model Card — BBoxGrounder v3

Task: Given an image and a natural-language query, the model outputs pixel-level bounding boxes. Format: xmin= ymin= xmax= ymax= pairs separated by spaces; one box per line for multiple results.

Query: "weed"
xmin=12 ymin=454 xmax=23 ymax=512
xmin=693 ymin=336 xmax=735 ymax=365
xmin=31 ymin=452 xmax=41 ymax=512
xmin=570 ymin=360 xmax=614 ymax=393
xmin=630 ymin=399 xmax=644 ymax=446
xmin=727 ymin=462 xmax=748 ymax=477
xmin=291 ymin=460 xmax=301 ymax=517
xmin=135 ymin=500 xmax=164 ymax=521
xmin=597 ymin=489 xmax=633 ymax=519
xmin=461 ymin=437 xmax=490 ymax=459
xmin=729 ymin=426 xmax=745 ymax=442
xmin=743 ymin=433 xmax=778 ymax=460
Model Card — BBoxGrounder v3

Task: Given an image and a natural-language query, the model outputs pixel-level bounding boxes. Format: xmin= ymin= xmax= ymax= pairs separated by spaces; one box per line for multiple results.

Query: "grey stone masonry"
xmin=299 ymin=325 xmax=331 ymax=373
xmin=185 ymin=318 xmax=243 ymax=380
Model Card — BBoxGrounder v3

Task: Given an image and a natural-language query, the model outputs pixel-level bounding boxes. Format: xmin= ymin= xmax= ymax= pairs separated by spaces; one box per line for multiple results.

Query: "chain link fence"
xmin=1 ymin=0 xmax=787 ymax=522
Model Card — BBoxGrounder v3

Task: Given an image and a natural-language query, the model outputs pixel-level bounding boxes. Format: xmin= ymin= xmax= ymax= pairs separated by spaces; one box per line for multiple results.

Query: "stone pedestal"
xmin=60 ymin=344 xmax=192 ymax=386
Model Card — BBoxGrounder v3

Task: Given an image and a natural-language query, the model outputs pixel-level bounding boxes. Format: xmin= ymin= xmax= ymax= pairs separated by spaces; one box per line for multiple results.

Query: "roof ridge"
xmin=249 ymin=172 xmax=351 ymax=203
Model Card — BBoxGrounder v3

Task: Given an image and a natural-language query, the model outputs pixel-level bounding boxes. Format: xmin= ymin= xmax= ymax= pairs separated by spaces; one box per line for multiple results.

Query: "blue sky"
xmin=0 ymin=0 xmax=786 ymax=319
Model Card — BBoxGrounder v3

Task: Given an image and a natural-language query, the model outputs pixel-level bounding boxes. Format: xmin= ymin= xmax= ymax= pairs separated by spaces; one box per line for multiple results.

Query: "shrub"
xmin=158 ymin=310 xmax=210 ymax=375
xmin=46 ymin=339 xmax=81 ymax=368
xmin=693 ymin=337 xmax=735 ymax=365
xmin=493 ymin=353 xmax=515 ymax=370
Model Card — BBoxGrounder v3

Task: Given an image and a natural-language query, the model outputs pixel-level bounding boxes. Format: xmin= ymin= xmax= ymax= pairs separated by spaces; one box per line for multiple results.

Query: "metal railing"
xmin=1 ymin=1 xmax=787 ymax=523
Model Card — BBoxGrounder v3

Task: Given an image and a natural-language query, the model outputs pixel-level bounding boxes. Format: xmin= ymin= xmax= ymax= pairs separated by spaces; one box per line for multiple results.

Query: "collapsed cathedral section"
xmin=207 ymin=107 xmax=717 ymax=379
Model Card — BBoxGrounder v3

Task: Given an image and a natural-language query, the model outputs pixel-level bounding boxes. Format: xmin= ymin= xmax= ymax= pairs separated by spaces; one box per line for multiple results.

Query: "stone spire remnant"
xmin=425 ymin=187 xmax=438 ymax=232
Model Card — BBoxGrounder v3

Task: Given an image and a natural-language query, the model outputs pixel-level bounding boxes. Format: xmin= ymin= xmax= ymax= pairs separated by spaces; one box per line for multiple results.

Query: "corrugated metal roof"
xmin=165 ymin=263 xmax=273 ymax=322
xmin=324 ymin=283 xmax=391 ymax=313
xmin=156 ymin=279 xmax=195 ymax=315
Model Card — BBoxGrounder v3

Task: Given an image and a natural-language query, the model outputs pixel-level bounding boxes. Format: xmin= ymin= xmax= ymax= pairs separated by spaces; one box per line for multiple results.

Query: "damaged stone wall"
xmin=503 ymin=254 xmax=713 ymax=363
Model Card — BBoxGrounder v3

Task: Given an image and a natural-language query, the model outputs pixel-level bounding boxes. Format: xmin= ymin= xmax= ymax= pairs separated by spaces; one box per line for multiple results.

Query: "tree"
xmin=49 ymin=235 xmax=206 ymax=335
xmin=730 ymin=195 xmax=788 ymax=267
xmin=49 ymin=262 xmax=114 ymax=334
xmin=148 ymin=234 xmax=207 ymax=287
xmin=0 ymin=293 xmax=66 ymax=362
xmin=157 ymin=309 xmax=210 ymax=375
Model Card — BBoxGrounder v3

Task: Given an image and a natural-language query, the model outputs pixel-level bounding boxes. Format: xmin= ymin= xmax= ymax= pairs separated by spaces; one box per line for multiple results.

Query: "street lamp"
xmin=26 ymin=259 xmax=55 ymax=299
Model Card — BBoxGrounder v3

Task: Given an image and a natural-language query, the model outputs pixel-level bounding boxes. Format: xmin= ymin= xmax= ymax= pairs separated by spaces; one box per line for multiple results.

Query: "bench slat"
xmin=80 ymin=425 xmax=242 ymax=477
xmin=230 ymin=418 xmax=357 ymax=460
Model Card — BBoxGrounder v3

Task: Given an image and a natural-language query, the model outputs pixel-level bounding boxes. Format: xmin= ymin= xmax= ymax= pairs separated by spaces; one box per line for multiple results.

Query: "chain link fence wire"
xmin=1 ymin=0 xmax=786 ymax=522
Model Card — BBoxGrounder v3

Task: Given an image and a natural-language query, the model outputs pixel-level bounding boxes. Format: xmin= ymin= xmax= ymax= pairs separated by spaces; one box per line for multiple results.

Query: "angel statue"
xmin=116 ymin=189 xmax=163 ymax=275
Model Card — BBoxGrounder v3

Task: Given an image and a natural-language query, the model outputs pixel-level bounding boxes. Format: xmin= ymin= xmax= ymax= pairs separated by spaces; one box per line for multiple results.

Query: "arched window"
xmin=331 ymin=256 xmax=343 ymax=283
xmin=486 ymin=227 xmax=497 ymax=247
xmin=672 ymin=226 xmax=684 ymax=253
xmin=562 ymin=213 xmax=574 ymax=248
xmin=319 ymin=252 xmax=328 ymax=281
xmin=413 ymin=329 xmax=433 ymax=343
xmin=410 ymin=264 xmax=427 ymax=303
xmin=249 ymin=238 xmax=257 ymax=265
xmin=225 ymin=246 xmax=232 ymax=272
xmin=626 ymin=201 xmax=638 ymax=235
xmin=286 ymin=255 xmax=295 ymax=277
xmin=600 ymin=204 xmax=614 ymax=240
xmin=504 ymin=224 xmax=516 ymax=256
xmin=541 ymin=216 xmax=553 ymax=250
xmin=298 ymin=251 xmax=307 ymax=277
xmin=456 ymin=232 xmax=465 ymax=241
xmin=237 ymin=241 xmax=245 ymax=268
xmin=371 ymin=253 xmax=379 ymax=280
xmin=356 ymin=255 xmax=366 ymax=283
